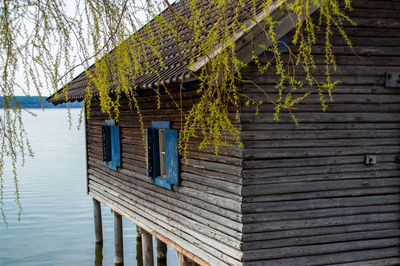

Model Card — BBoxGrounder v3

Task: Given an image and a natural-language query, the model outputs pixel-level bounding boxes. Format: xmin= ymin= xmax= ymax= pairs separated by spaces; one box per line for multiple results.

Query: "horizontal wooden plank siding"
xmin=240 ymin=0 xmax=400 ymax=264
xmin=86 ymin=90 xmax=244 ymax=266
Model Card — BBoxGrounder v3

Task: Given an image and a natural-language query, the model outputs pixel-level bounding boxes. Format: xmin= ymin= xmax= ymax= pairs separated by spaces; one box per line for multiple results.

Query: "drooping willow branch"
xmin=0 ymin=0 xmax=354 ymax=222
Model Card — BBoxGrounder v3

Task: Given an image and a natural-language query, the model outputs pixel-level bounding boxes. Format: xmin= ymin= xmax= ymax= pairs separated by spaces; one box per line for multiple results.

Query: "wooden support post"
xmin=141 ymin=229 xmax=154 ymax=266
xmin=156 ymin=239 xmax=167 ymax=266
xmin=114 ymin=212 xmax=124 ymax=265
xmin=94 ymin=243 xmax=103 ymax=266
xmin=136 ymin=225 xmax=142 ymax=241
xmin=136 ymin=226 xmax=143 ymax=266
xmin=93 ymin=198 xmax=103 ymax=244
xmin=178 ymin=252 xmax=198 ymax=266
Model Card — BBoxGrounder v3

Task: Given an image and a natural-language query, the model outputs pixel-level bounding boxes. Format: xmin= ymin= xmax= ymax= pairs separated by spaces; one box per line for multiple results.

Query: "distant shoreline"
xmin=0 ymin=96 xmax=82 ymax=109
xmin=0 ymin=106 xmax=83 ymax=109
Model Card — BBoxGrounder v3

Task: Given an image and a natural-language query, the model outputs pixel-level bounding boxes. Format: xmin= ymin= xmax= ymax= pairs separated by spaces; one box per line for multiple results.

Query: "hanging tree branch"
xmin=0 ymin=0 xmax=355 ymax=223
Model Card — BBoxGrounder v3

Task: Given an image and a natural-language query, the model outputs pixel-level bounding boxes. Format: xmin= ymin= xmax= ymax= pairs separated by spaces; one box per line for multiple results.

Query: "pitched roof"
xmin=48 ymin=0 xmax=317 ymax=105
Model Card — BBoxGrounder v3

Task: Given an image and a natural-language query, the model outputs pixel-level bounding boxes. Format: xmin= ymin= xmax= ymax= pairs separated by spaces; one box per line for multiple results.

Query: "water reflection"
xmin=0 ymin=109 xmax=179 ymax=266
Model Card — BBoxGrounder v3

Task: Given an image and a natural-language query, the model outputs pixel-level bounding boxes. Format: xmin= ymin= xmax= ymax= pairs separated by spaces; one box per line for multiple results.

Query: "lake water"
xmin=0 ymin=109 xmax=178 ymax=266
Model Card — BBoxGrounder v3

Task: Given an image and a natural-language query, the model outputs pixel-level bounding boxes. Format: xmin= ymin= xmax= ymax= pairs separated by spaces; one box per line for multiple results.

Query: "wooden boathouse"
xmin=48 ymin=0 xmax=400 ymax=265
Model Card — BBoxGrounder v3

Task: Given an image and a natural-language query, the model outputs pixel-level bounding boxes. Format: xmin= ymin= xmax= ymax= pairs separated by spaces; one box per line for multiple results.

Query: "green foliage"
xmin=0 ymin=0 xmax=354 ymax=222
xmin=0 ymin=99 xmax=33 ymax=225
xmin=80 ymin=0 xmax=354 ymax=157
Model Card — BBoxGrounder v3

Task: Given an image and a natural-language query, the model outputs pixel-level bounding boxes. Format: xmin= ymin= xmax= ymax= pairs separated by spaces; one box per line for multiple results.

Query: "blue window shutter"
xmin=165 ymin=129 xmax=179 ymax=185
xmin=146 ymin=128 xmax=153 ymax=177
xmin=110 ymin=125 xmax=121 ymax=168
xmin=102 ymin=125 xmax=112 ymax=162
xmin=277 ymin=36 xmax=288 ymax=52
xmin=152 ymin=129 xmax=160 ymax=177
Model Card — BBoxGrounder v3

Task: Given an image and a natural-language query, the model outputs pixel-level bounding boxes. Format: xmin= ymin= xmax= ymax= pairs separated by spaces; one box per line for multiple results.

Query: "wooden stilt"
xmin=93 ymin=198 xmax=103 ymax=244
xmin=94 ymin=242 xmax=103 ymax=266
xmin=136 ymin=225 xmax=142 ymax=241
xmin=156 ymin=239 xmax=167 ymax=266
xmin=114 ymin=212 xmax=124 ymax=265
xmin=141 ymin=229 xmax=154 ymax=266
xmin=178 ymin=252 xmax=198 ymax=266
xmin=136 ymin=226 xmax=143 ymax=266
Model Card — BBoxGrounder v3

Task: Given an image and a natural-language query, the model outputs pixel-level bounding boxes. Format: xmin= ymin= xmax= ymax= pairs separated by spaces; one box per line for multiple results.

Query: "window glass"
xmin=159 ymin=129 xmax=166 ymax=177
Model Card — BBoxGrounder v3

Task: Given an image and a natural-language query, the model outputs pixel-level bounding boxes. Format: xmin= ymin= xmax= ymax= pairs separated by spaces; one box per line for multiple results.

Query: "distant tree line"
xmin=0 ymin=96 xmax=82 ymax=109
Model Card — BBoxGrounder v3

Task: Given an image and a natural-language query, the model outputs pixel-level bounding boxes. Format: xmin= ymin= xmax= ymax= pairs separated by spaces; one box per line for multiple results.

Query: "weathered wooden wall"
xmin=86 ymin=89 xmax=244 ymax=265
xmin=239 ymin=0 xmax=400 ymax=264
xmin=85 ymin=0 xmax=400 ymax=265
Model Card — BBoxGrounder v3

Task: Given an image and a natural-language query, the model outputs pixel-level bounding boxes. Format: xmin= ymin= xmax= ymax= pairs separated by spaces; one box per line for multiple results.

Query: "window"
xmin=102 ymin=120 xmax=121 ymax=171
xmin=146 ymin=121 xmax=179 ymax=190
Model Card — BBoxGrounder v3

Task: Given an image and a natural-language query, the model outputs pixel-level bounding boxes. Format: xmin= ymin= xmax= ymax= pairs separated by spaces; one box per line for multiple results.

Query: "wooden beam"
xmin=235 ymin=4 xmax=319 ymax=66
xmin=188 ymin=0 xmax=283 ymax=72
xmin=114 ymin=212 xmax=124 ymax=264
xmin=93 ymin=198 xmax=103 ymax=244
xmin=178 ymin=252 xmax=199 ymax=266
xmin=189 ymin=1 xmax=319 ymax=73
xmin=141 ymin=229 xmax=154 ymax=266
xmin=153 ymin=231 xmax=211 ymax=266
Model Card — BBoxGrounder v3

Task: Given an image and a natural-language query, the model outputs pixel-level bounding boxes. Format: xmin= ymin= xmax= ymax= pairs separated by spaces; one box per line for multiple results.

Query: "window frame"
xmin=148 ymin=121 xmax=179 ymax=190
xmin=102 ymin=120 xmax=121 ymax=171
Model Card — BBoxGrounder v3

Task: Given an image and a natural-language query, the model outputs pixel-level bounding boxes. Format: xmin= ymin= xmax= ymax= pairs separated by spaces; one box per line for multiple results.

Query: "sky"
xmin=12 ymin=0 xmax=157 ymax=97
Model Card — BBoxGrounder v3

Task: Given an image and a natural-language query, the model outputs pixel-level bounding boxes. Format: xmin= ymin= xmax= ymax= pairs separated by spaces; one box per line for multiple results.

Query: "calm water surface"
xmin=0 ymin=109 xmax=178 ymax=266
